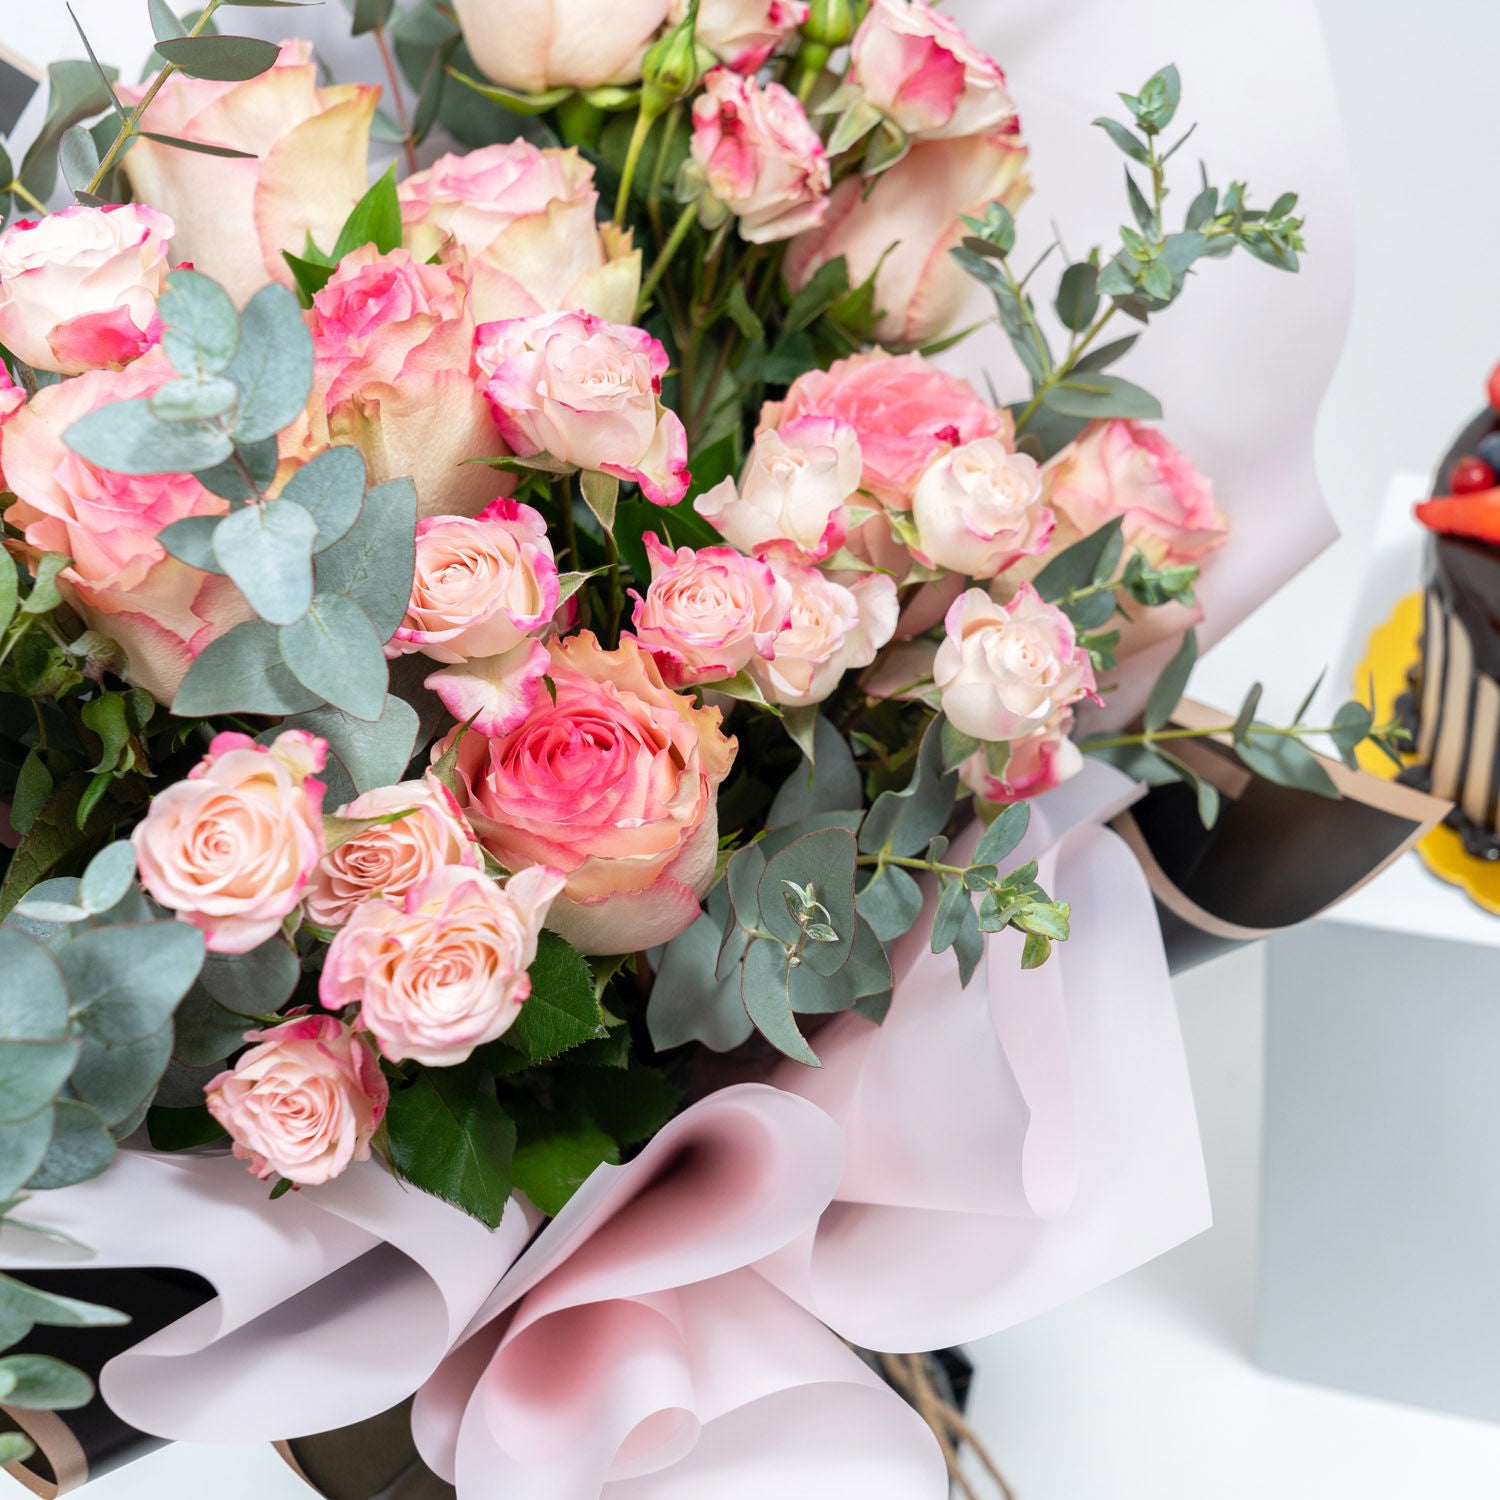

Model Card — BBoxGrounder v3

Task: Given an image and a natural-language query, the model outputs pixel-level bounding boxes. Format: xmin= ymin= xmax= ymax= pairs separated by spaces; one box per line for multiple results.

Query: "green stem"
xmin=637 ymin=202 xmax=697 ymax=317
xmin=1081 ymin=722 xmax=1348 ymax=754
xmin=373 ymin=24 xmax=419 ymax=176
xmin=614 ymin=107 xmax=660 ymax=225
xmin=857 ymin=851 xmax=971 ymax=879
xmin=1014 ymin=303 xmax=1120 ymax=435
xmin=0 ymin=615 xmax=40 ymax=673
xmin=7 ymin=181 xmax=48 ymax=217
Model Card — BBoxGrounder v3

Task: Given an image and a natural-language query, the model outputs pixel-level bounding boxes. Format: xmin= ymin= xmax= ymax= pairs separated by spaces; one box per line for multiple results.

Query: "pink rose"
xmin=689 ymin=69 xmax=831 ymax=244
xmin=205 ymin=1013 xmax=388 ymax=1187
xmin=958 ymin=715 xmax=1083 ymax=804
xmin=0 ymin=365 xmax=22 ymax=425
xmin=293 ymin=245 xmax=506 ymax=520
xmin=933 ymin=585 xmax=1096 ymax=744
xmin=398 ymin=143 xmax=640 ymax=327
xmin=850 ymin=0 xmax=1017 ymax=141
xmin=0 ymin=205 xmax=172 ymax=375
xmin=0 ymin=349 xmax=248 ymax=703
xmin=474 ymin=310 xmax=689 ymax=506
xmin=671 ymin=0 xmax=809 ymax=71
xmin=320 ymin=865 xmax=563 ymax=1067
xmin=762 ymin=351 xmax=1003 ymax=509
xmin=133 ymin=730 xmax=328 ymax=954
xmin=630 ymin=533 xmax=791 ymax=687
xmin=911 ymin=437 xmax=1052 ymax=577
xmin=1043 ymin=419 xmax=1229 ymax=567
xmin=785 ymin=129 xmax=1030 ymax=347
xmin=440 ymin=632 xmax=736 ymax=954
xmin=425 ymin=638 xmax=553 ymax=741
xmin=391 ymin=500 xmax=558 ymax=664
xmin=120 ymin=40 xmax=377 ymax=307
xmin=452 ymin=0 xmax=671 ymax=93
xmin=305 ymin=775 xmax=481 ymax=930
xmin=750 ymin=554 xmax=899 ymax=707
xmin=696 ymin=416 xmax=861 ymax=562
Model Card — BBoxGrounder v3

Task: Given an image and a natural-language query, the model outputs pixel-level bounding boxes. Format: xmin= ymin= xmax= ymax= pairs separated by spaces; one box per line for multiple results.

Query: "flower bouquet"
xmin=0 ymin=1 xmax=1432 ymax=1496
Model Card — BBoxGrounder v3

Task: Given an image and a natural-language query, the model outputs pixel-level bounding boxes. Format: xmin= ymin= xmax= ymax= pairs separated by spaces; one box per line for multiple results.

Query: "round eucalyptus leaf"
xmin=26 ymin=1099 xmax=115 ymax=1190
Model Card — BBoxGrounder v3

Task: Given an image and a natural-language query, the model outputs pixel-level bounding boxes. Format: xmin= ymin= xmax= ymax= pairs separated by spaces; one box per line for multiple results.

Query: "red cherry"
xmin=1451 ymin=455 xmax=1497 ymax=494
xmin=1488 ymin=362 xmax=1500 ymax=412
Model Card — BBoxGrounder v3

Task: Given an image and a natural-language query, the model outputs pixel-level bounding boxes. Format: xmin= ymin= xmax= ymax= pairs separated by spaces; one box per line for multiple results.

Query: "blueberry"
xmin=1477 ymin=431 xmax=1500 ymax=474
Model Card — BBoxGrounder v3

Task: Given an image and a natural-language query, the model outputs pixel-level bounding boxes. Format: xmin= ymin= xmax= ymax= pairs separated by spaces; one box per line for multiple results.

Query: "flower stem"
xmin=614 ymin=107 xmax=659 ymax=225
xmin=637 ymin=202 xmax=698 ymax=317
xmin=7 ymin=181 xmax=48 ymax=217
xmin=373 ymin=24 xmax=419 ymax=176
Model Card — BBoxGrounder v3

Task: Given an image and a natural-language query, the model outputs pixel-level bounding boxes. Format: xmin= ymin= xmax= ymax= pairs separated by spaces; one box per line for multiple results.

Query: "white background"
xmin=8 ymin=0 xmax=1500 ymax=1494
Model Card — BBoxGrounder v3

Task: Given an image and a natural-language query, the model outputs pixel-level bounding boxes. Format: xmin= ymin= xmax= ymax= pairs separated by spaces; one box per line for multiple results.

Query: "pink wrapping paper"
xmin=411 ymin=1084 xmax=947 ymax=1499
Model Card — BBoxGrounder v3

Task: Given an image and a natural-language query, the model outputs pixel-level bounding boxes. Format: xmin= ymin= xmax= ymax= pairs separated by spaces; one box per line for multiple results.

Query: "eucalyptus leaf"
xmin=155 ymin=34 xmax=281 ymax=81
xmin=1235 ymin=730 xmax=1340 ymax=799
xmin=61 ymin=922 xmax=205 ymax=1043
xmin=224 ymin=283 xmax=315 ymax=443
xmin=158 ymin=269 xmax=240 ymax=376
xmin=312 ymin=478 xmax=418 ymax=641
xmin=172 ymin=620 xmax=323 ymax=717
xmin=0 ymin=1354 xmax=94 ymax=1412
xmin=283 ymin=697 xmax=420 ymax=796
xmin=758 ymin=827 xmax=857 ymax=977
xmin=59 ymin=124 xmax=101 ymax=197
xmin=974 ymin=800 xmax=1031 ymax=867
xmin=279 ymin=594 xmax=389 ymax=721
xmin=0 ymin=1113 xmax=55 ymax=1198
xmin=159 ymin=516 xmax=228 ymax=575
xmin=199 ymin=937 xmax=300 ymax=1016
xmin=149 ymin=375 xmax=239 ymax=423
xmin=1041 ymin=374 xmax=1162 ymax=420
xmin=768 ymin=717 xmax=862 ymax=826
xmin=280 ymin=445 xmax=367 ymax=549
xmin=1054 ymin=261 xmax=1101 ymax=332
xmin=213 ymin=499 xmax=318 ymax=625
xmin=79 ymin=841 xmax=136 ymax=916
xmin=648 ymin=912 xmax=754 ymax=1053
xmin=27 ymin=1099 xmax=114 ymax=1190
xmin=857 ymin=718 xmax=957 ymax=858
xmin=856 ymin=864 xmax=923 ymax=943
xmin=1032 ymin=517 xmax=1125 ymax=601
xmin=740 ymin=938 xmax=819 ymax=1067
xmin=19 ymin=60 xmax=118 ymax=200
xmin=64 ymin=398 xmax=232 ymax=476
xmin=70 ymin=1023 xmax=173 ymax=1128
xmin=1144 ymin=628 xmax=1197 ymax=732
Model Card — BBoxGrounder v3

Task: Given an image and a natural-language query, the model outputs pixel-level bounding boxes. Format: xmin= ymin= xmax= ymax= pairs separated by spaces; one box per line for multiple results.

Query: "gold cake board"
xmin=1354 ymin=591 xmax=1500 ymax=913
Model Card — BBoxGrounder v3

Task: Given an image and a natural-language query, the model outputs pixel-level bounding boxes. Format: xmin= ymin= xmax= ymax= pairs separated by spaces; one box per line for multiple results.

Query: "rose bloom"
xmin=120 ymin=40 xmax=376 ymax=307
xmin=1 ymin=350 xmax=248 ymax=704
xmin=475 ymin=309 xmax=689 ymax=506
xmin=440 ymin=632 xmax=736 ymax=955
xmin=391 ymin=500 xmax=558 ymax=665
xmin=934 ymin=585 xmax=1097 ymax=745
xmin=762 ymin=351 xmax=1003 ymax=510
xmin=305 ymin=775 xmax=481 ymax=930
xmin=205 ymin=1013 xmax=388 ymax=1187
xmin=785 ymin=129 xmax=1030 ymax=347
xmin=958 ymin=715 xmax=1084 ymax=806
xmin=850 ymin=0 xmax=1017 ymax=141
xmin=1043 ymin=420 xmax=1229 ymax=567
xmin=132 ymin=730 xmax=328 ymax=955
xmin=670 ymin=0 xmax=809 ymax=71
xmin=320 ymin=865 xmax=564 ymax=1067
xmin=292 ymin=245 xmax=506 ymax=521
xmin=631 ymin=533 xmax=791 ymax=687
xmin=0 ymin=205 xmax=172 ymax=376
xmin=426 ymin=638 xmax=553 ymax=741
xmin=398 ymin=142 xmax=640 ymax=327
xmin=690 ymin=69 xmax=831 ymax=244
xmin=911 ymin=438 xmax=1052 ymax=578
xmin=750 ymin=554 xmax=899 ymax=708
xmin=452 ymin=0 xmax=670 ymax=92
xmin=696 ymin=417 xmax=862 ymax=563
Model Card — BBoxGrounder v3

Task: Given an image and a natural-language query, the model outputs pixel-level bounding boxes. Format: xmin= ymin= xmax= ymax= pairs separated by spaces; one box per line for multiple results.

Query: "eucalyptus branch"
xmin=373 ymin=24 xmax=419 ymax=176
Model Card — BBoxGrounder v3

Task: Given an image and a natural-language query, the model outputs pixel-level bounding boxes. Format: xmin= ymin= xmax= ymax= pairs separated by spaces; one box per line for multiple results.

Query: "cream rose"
xmin=305 ymin=776 xmax=481 ymax=930
xmin=320 ymin=865 xmax=564 ymax=1067
xmin=670 ymin=0 xmax=809 ymax=71
xmin=440 ymin=632 xmax=736 ymax=954
xmin=0 ymin=205 xmax=173 ymax=376
xmin=958 ymin=715 xmax=1084 ymax=805
xmin=911 ymin=438 xmax=1052 ymax=578
xmin=933 ymin=585 xmax=1096 ymax=745
xmin=452 ymin=0 xmax=671 ymax=93
xmin=205 ymin=1013 xmax=388 ymax=1187
xmin=132 ymin=730 xmax=328 ymax=954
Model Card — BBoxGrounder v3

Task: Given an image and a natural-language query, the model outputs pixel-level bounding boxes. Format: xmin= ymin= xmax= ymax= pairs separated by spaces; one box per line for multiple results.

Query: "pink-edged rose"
xmin=850 ymin=0 xmax=1017 ymax=141
xmin=0 ymin=349 xmax=248 ymax=704
xmin=934 ymin=585 xmax=1096 ymax=744
xmin=672 ymin=0 xmax=809 ymax=71
xmin=475 ymin=310 xmax=689 ymax=506
xmin=132 ymin=730 xmax=328 ymax=955
xmin=1043 ymin=419 xmax=1228 ymax=567
xmin=911 ymin=437 xmax=1052 ymax=577
xmin=751 ymin=553 xmax=899 ymax=707
xmin=205 ymin=1013 xmax=388 ymax=1187
xmin=958 ymin=715 xmax=1084 ymax=805
xmin=295 ymin=245 xmax=505 ymax=520
xmin=696 ymin=416 xmax=862 ymax=562
xmin=631 ymin=533 xmax=791 ymax=687
xmin=689 ymin=69 xmax=831 ymax=244
xmin=425 ymin=639 xmax=553 ymax=741
xmin=0 ymin=205 xmax=172 ymax=375
xmin=785 ymin=129 xmax=1030 ymax=347
xmin=452 ymin=0 xmax=671 ymax=93
xmin=440 ymin=632 xmax=737 ymax=954
xmin=320 ymin=865 xmax=564 ymax=1067
xmin=762 ymin=351 xmax=1003 ymax=509
xmin=305 ymin=775 xmax=481 ymax=930
xmin=392 ymin=500 xmax=558 ymax=664
xmin=120 ymin=40 xmax=377 ymax=307
xmin=398 ymin=142 xmax=640 ymax=327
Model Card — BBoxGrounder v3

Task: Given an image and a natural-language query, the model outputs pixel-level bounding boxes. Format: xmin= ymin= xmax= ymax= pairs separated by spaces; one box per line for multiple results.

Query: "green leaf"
xmin=11 ymin=749 xmax=54 ymax=838
xmin=148 ymin=0 xmax=189 ymax=41
xmin=768 ymin=717 xmax=862 ymax=826
xmin=649 ymin=911 xmax=754 ymax=1053
xmin=224 ymin=283 xmax=315 ymax=444
xmin=64 ymin=397 xmax=232 ymax=476
xmin=0 ymin=928 xmax=75 ymax=1124
xmin=158 ymin=269 xmax=240 ymax=377
xmin=1329 ymin=700 xmax=1373 ymax=765
xmin=858 ymin=718 xmax=958 ymax=858
xmin=136 ymin=130 xmax=257 ymax=159
xmin=1055 ymin=261 xmax=1101 ymax=332
xmin=385 ymin=1062 xmax=515 ymax=1228
xmin=0 ymin=1114 xmax=55 ymax=1199
xmin=346 ymin=0 xmax=397 ymax=35
xmin=70 ymin=1023 xmax=173 ymax=1129
xmin=61 ymin=922 xmax=205 ymax=1043
xmin=930 ymin=877 xmax=972 ymax=956
xmin=279 ymin=593 xmax=389 ymax=721
xmin=79 ymin=841 xmax=137 ymax=915
xmin=330 ymin=163 xmax=402 ymax=262
xmin=1235 ymin=729 xmax=1340 ymax=799
xmin=283 ymin=249 xmax=336 ymax=306
xmin=279 ymin=445 xmax=367 ymax=549
xmin=0 ymin=556 xmax=18 ymax=640
xmin=444 ymin=67 xmax=573 ymax=116
xmin=1041 ymin=374 xmax=1162 ymax=420
xmin=283 ymin=697 xmax=420 ymax=797
xmin=172 ymin=619 xmax=323 ymax=717
xmin=510 ymin=1108 xmax=617 ymax=1217
xmin=199 ymin=936 xmax=300 ymax=1016
xmin=59 ymin=123 xmax=101 ymax=197
xmin=155 ymin=33 xmax=281 ymax=80
xmin=214 ymin=500 xmax=318 ymax=625
xmin=1032 ymin=517 xmax=1125 ymax=601
xmin=1093 ymin=116 xmax=1151 ymax=163
xmin=0 ymin=1273 xmax=129 ymax=1346
xmin=0 ymin=1433 xmax=35 ymax=1466
xmin=579 ymin=469 xmax=620 ymax=533
xmin=0 ymin=1354 xmax=94 ymax=1411
xmin=159 ymin=515 xmax=228 ymax=575
xmin=20 ymin=553 xmax=70 ymax=618
xmin=856 ymin=864 xmax=922 ymax=943
xmin=1145 ymin=628 xmax=1197 ymax=732
xmin=27 ymin=1099 xmax=114 ymax=1189
xmin=758 ymin=827 xmax=857 ymax=977
xmin=1072 ymin=334 xmax=1141 ymax=374
xmin=740 ymin=938 xmax=819 ymax=1067
xmin=509 ymin=931 xmax=604 ymax=1062
xmin=576 ymin=1060 xmax=680 ymax=1147
xmin=974 ymin=800 xmax=1030 ymax=867
xmin=312 ymin=478 xmax=418 ymax=641
xmin=149 ymin=375 xmax=239 ymax=424
xmin=781 ymin=255 xmax=852 ymax=336
xmin=147 ymin=1100 xmax=229 ymax=1150
xmin=19 ymin=60 xmax=119 ymax=200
